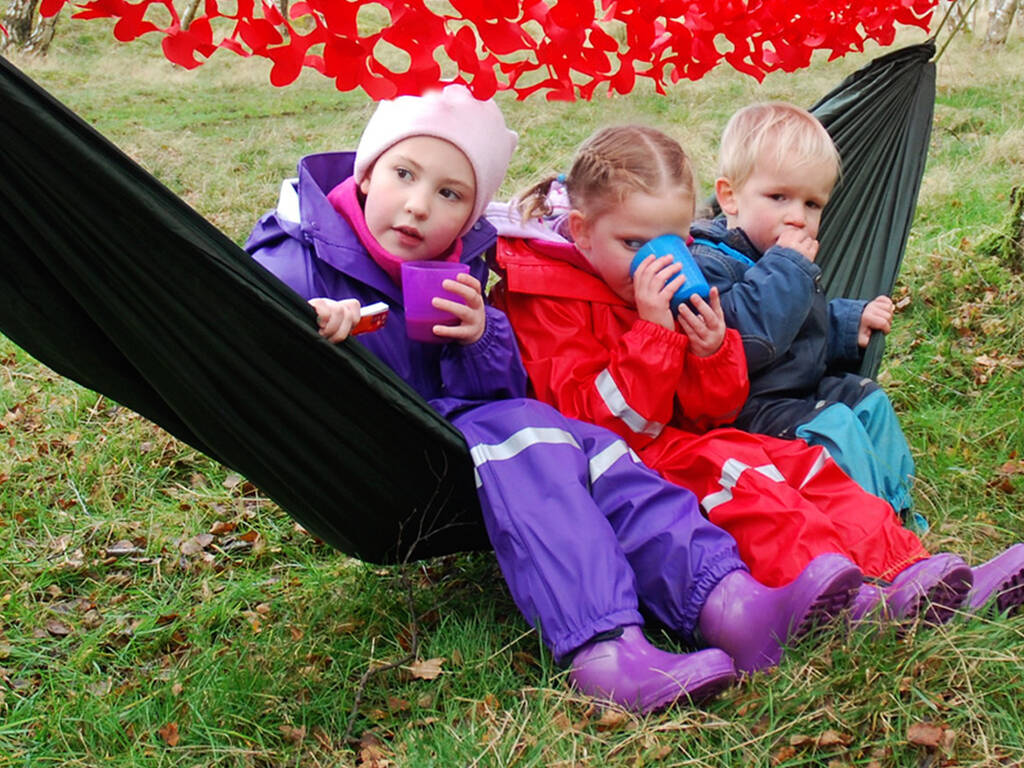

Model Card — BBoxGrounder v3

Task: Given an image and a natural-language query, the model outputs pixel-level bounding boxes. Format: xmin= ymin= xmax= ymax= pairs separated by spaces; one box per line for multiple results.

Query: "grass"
xmin=3 ymin=17 xmax=1024 ymax=768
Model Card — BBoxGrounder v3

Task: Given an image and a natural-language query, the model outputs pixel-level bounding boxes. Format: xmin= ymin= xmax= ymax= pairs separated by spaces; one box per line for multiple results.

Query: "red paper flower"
xmin=39 ymin=0 xmax=937 ymax=99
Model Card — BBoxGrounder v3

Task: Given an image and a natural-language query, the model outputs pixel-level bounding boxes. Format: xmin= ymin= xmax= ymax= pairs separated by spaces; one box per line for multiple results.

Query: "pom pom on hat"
xmin=354 ymin=84 xmax=518 ymax=236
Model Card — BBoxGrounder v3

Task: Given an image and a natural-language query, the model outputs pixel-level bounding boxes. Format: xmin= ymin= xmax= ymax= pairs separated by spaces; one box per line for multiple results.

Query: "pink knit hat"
xmin=354 ymin=84 xmax=518 ymax=236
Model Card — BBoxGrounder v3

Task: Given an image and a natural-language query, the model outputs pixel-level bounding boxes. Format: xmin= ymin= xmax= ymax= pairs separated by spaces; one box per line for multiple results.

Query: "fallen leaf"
xmin=104 ymin=539 xmax=144 ymax=557
xmin=773 ymin=746 xmax=798 ymax=764
xmin=818 ymin=730 xmax=852 ymax=748
xmin=158 ymin=722 xmax=180 ymax=747
xmin=907 ymin=721 xmax=944 ymax=747
xmin=407 ymin=657 xmax=444 ymax=681
xmin=552 ymin=711 xmax=573 ymax=732
xmin=997 ymin=459 xmax=1024 ymax=476
xmin=595 ymin=708 xmax=630 ymax=732
xmin=387 ymin=696 xmax=410 ymax=712
xmin=179 ymin=534 xmax=214 ymax=555
xmin=45 ymin=619 xmax=72 ymax=637
xmin=988 ymin=476 xmax=1017 ymax=494
xmin=474 ymin=692 xmax=500 ymax=720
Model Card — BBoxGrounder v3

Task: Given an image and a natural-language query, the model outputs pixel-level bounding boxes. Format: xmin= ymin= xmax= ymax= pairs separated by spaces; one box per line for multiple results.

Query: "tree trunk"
xmin=22 ymin=6 xmax=56 ymax=55
xmin=986 ymin=0 xmax=1018 ymax=43
xmin=2 ymin=0 xmax=41 ymax=50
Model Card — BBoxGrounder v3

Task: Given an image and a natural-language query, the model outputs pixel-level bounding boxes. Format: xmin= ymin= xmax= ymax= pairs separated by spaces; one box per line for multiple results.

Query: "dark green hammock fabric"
xmin=811 ymin=39 xmax=936 ymax=376
xmin=0 ymin=42 xmax=935 ymax=563
xmin=0 ymin=56 xmax=486 ymax=563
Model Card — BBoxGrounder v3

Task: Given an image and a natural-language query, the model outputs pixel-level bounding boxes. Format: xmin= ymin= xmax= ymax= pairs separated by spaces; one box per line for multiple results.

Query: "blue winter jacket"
xmin=689 ymin=217 xmax=876 ymax=436
xmin=244 ymin=151 xmax=527 ymax=419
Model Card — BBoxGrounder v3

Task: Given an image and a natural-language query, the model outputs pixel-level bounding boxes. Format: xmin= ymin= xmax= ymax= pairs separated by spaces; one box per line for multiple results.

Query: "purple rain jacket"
xmin=243 ymin=151 xmax=527 ymax=417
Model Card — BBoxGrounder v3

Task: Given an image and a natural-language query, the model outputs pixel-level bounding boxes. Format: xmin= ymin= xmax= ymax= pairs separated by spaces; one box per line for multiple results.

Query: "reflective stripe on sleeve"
xmin=595 ymin=369 xmax=665 ymax=438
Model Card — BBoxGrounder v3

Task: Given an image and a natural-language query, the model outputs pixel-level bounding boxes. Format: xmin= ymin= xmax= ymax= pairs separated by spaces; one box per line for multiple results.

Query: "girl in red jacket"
xmin=489 ymin=124 xmax=1024 ymax=620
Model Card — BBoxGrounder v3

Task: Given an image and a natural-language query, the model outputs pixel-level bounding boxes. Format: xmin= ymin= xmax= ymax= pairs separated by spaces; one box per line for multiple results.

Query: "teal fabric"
xmin=795 ymin=389 xmax=916 ymax=514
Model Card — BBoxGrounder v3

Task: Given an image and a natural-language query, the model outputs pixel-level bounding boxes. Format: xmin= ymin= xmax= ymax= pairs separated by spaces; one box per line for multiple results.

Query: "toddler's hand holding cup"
xmin=629 ymin=235 xmax=710 ymax=315
xmin=401 ymin=261 xmax=471 ymax=343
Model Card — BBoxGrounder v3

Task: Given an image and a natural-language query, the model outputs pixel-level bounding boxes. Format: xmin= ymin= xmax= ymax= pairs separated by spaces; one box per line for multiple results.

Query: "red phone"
xmin=351 ymin=301 xmax=389 ymax=335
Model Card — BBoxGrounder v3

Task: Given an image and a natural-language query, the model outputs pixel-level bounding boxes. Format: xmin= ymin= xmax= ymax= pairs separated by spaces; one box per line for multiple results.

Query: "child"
xmin=490 ymin=124 xmax=1024 ymax=621
xmin=244 ymin=87 xmax=864 ymax=712
xmin=690 ymin=101 xmax=914 ymax=518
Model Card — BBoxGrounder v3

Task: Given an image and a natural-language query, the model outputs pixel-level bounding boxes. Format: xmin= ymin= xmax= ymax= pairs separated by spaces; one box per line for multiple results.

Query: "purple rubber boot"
xmin=965 ymin=543 xmax=1024 ymax=614
xmin=568 ymin=625 xmax=736 ymax=713
xmin=850 ymin=552 xmax=973 ymax=624
xmin=696 ymin=553 xmax=861 ymax=674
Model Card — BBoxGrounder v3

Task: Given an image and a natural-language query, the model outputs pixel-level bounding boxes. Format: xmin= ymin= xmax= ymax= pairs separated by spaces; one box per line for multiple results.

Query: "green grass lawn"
xmin=2 ymin=17 xmax=1024 ymax=767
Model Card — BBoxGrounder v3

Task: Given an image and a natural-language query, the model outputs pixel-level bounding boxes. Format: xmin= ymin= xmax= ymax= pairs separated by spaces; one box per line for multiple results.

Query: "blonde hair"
xmin=718 ymin=102 xmax=841 ymax=190
xmin=518 ymin=125 xmax=696 ymax=221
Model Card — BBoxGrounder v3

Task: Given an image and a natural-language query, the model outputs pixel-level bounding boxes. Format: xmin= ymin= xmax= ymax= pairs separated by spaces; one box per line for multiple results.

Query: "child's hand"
xmin=430 ymin=273 xmax=486 ymax=345
xmin=858 ymin=295 xmax=894 ymax=347
xmin=776 ymin=226 xmax=819 ymax=263
xmin=633 ymin=254 xmax=686 ymax=331
xmin=676 ymin=287 xmax=727 ymax=357
xmin=309 ymin=298 xmax=362 ymax=343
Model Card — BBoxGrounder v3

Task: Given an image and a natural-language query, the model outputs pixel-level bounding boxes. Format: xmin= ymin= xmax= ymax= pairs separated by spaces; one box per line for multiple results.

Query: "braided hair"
xmin=518 ymin=125 xmax=696 ymax=222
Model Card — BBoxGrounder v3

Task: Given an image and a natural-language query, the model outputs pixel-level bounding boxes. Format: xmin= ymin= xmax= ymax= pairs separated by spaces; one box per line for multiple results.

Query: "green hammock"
xmin=811 ymin=40 xmax=936 ymax=376
xmin=0 ymin=41 xmax=935 ymax=564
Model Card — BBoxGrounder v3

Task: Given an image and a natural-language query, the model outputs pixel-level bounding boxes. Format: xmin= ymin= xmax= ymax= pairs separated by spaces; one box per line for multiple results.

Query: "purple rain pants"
xmin=452 ymin=398 xmax=747 ymax=662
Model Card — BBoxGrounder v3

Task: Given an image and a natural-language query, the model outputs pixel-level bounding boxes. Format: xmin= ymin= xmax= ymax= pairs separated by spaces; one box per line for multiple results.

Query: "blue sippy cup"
xmin=628 ymin=234 xmax=710 ymax=314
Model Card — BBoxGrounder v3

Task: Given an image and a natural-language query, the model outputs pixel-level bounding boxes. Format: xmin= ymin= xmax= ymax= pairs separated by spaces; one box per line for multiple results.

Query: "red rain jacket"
xmin=494 ymin=236 xmax=927 ymax=587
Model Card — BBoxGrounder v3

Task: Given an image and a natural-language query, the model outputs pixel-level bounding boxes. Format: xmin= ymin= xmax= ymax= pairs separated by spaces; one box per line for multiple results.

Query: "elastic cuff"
xmin=681 ymin=551 xmax=748 ymax=645
xmin=632 ymin=318 xmax=688 ymax=351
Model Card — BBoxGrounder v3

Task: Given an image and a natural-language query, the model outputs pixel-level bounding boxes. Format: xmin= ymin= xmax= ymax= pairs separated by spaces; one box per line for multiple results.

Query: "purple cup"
xmin=400 ymin=260 xmax=471 ymax=343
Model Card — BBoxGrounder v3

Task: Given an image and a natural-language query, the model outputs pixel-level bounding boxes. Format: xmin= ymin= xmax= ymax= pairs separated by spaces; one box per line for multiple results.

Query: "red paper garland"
xmin=37 ymin=0 xmax=937 ymax=99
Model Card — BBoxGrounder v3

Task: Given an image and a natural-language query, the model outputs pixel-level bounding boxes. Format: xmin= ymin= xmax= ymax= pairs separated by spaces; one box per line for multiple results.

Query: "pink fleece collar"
xmin=325 ymin=178 xmax=463 ymax=284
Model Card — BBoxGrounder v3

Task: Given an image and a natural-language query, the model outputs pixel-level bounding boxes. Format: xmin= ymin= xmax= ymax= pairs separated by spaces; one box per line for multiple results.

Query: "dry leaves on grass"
xmin=356 ymin=732 xmax=394 ymax=768
xmin=989 ymin=453 xmax=1024 ymax=494
xmin=406 ymin=657 xmax=445 ymax=681
xmin=972 ymin=351 xmax=1024 ymax=385
xmin=907 ymin=721 xmax=956 ymax=752
xmin=157 ymin=721 xmax=180 ymax=746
